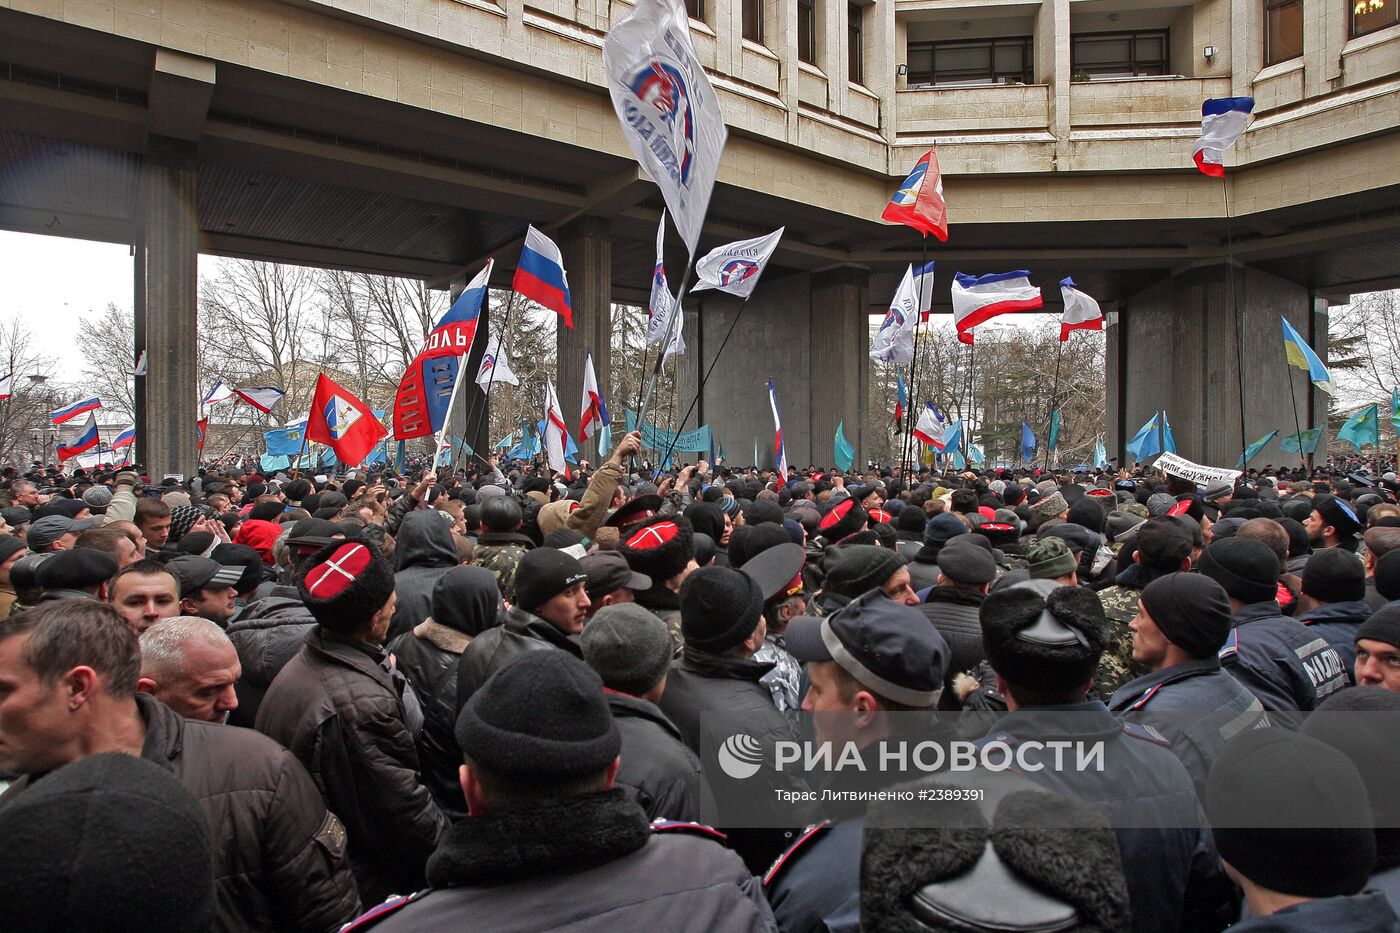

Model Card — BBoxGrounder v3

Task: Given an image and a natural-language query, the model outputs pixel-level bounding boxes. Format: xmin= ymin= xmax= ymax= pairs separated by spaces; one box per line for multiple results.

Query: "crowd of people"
xmin=2 ymin=434 xmax=1399 ymax=932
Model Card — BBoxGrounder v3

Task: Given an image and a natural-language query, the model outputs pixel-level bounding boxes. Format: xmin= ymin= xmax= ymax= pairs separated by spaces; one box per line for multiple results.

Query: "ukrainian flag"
xmin=1281 ymin=316 xmax=1333 ymax=394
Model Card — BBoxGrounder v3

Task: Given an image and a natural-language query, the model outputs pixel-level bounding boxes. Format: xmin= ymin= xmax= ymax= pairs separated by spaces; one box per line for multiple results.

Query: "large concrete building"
xmin=0 ymin=0 xmax=1397 ymax=475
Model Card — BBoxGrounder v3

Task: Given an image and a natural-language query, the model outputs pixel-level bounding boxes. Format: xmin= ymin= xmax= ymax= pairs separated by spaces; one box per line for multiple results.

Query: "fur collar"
xmin=414 ymin=618 xmax=472 ymax=654
xmin=425 ymin=789 xmax=651 ymax=887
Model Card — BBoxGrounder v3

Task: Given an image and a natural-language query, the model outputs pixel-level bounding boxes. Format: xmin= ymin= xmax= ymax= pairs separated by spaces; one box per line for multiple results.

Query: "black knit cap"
xmin=1207 ymin=728 xmax=1374 ymax=898
xmin=35 ymin=548 xmax=118 ymax=591
xmin=728 ymin=522 xmax=793 ymax=569
xmin=455 ymin=650 xmax=621 ymax=778
xmin=679 ymin=565 xmax=764 ymax=653
xmin=1303 ymin=687 xmax=1400 ymax=829
xmin=513 ymin=548 xmax=588 ymax=614
xmin=0 ymin=753 xmax=214 ymax=933
xmin=937 ymin=538 xmax=997 ymax=585
xmin=1376 ymin=551 xmax=1400 ymax=602
xmin=1357 ymin=604 xmax=1400 ymax=650
xmin=981 ymin=585 xmax=1108 ymax=695
xmin=1140 ymin=572 xmax=1233 ymax=659
xmin=823 ymin=545 xmax=906 ymax=600
xmin=247 ymin=500 xmax=284 ymax=522
xmin=618 ymin=515 xmax=694 ymax=583
xmin=1302 ymin=548 xmax=1366 ymax=603
xmin=297 ymin=539 xmax=396 ymax=634
xmin=1197 ymin=537 xmax=1279 ymax=605
xmin=818 ymin=497 xmax=867 ymax=543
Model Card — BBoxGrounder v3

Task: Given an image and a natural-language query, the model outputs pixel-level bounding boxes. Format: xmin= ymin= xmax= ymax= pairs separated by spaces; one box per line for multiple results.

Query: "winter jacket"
xmin=389 ymin=511 xmax=460 ymax=642
xmin=255 ymin=627 xmax=447 ymax=905
xmin=569 ymin=459 xmax=625 ymax=541
xmin=918 ymin=586 xmax=985 ymax=687
xmin=1222 ymin=601 xmax=1349 ymax=724
xmin=1230 ymin=891 xmax=1399 ymax=932
xmin=978 ymin=702 xmax=1232 ymax=933
xmin=388 ymin=564 xmax=502 ymax=712
xmin=606 ymin=689 xmax=719 ymax=825
xmin=384 ymin=489 xmax=420 ymax=537
xmin=658 ymin=647 xmax=815 ymax=873
xmin=1108 ymin=657 xmax=1270 ymax=799
xmin=473 ymin=530 xmax=534 ymax=602
xmin=1298 ymin=598 xmax=1373 ymax=686
xmin=634 ymin=583 xmax=683 ymax=643
xmin=235 ymin=519 xmax=284 ymax=565
xmin=343 ymin=790 xmax=776 ymax=932
xmin=225 ymin=591 xmax=317 ymax=729
xmin=0 ymin=695 xmax=361 ymax=933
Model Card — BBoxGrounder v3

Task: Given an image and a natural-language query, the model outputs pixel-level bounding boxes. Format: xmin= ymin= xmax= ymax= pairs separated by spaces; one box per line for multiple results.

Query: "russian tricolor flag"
xmin=111 ymin=425 xmax=136 ymax=449
xmin=1192 ymin=97 xmax=1254 ymax=177
xmin=51 ymin=396 xmax=103 ymax=424
xmin=767 ymin=379 xmax=788 ymax=490
xmin=951 ymin=271 xmax=1043 ymax=345
xmin=56 ymin=413 xmax=100 ymax=461
xmin=514 ymin=225 xmax=573 ymax=329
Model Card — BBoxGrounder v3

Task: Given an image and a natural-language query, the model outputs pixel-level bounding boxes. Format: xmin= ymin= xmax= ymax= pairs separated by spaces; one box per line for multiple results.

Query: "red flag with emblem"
xmin=306 ymin=373 xmax=388 ymax=468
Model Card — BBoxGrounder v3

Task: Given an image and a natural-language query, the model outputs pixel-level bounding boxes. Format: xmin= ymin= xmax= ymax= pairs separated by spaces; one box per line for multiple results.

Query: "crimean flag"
xmin=231 ymin=386 xmax=286 ymax=413
xmin=307 ymin=373 xmax=389 ymax=468
xmin=1280 ymin=315 xmax=1333 ymax=395
xmin=1059 ymin=278 xmax=1103 ymax=340
xmin=767 ymin=379 xmax=788 ymax=490
xmin=913 ymin=403 xmax=947 ymax=450
xmin=202 ymin=381 xmax=235 ymax=406
xmin=395 ymin=259 xmax=492 ymax=439
xmin=0 ymin=372 xmax=12 ymax=401
xmin=197 ymin=418 xmax=208 ymax=451
xmin=951 ymin=271 xmax=1042 ymax=345
xmin=51 ymin=396 xmax=103 ymax=424
xmin=1192 ymin=98 xmax=1254 ymax=177
xmin=881 ymin=148 xmax=948 ymax=241
xmin=56 ymin=413 xmax=99 ymax=461
xmin=514 ymin=226 xmax=573 ymax=328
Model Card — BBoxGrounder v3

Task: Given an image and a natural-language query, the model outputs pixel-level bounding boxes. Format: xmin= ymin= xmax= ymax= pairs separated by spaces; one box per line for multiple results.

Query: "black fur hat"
xmin=619 ymin=515 xmax=695 ymax=583
xmin=297 ymin=539 xmax=395 ymax=634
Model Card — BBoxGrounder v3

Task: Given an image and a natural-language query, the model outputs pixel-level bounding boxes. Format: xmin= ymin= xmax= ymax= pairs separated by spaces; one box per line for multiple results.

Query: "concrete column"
xmin=810 ymin=267 xmax=868 ymax=468
xmin=140 ymin=135 xmax=199 ymax=480
xmin=556 ymin=217 xmax=612 ymax=463
xmin=1111 ymin=264 xmax=1314 ymax=468
xmin=1038 ymin=0 xmax=1070 ymax=156
xmin=132 ymin=224 xmax=148 ymax=466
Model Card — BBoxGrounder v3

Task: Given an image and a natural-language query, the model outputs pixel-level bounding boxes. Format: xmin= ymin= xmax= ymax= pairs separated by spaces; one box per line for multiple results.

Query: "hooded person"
xmin=1106 ymin=573 xmax=1269 ymax=798
xmin=683 ymin=502 xmax=729 ymax=566
xmin=389 ymin=510 xmax=462 ymax=642
xmin=1206 ymin=728 xmax=1396 ymax=931
xmin=389 ymin=566 xmax=504 ymax=712
xmin=1198 ymin=537 xmax=1349 ymax=722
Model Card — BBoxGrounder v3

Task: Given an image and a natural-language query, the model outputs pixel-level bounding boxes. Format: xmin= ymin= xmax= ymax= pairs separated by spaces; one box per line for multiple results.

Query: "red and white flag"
xmin=543 ymin=380 xmax=572 ymax=478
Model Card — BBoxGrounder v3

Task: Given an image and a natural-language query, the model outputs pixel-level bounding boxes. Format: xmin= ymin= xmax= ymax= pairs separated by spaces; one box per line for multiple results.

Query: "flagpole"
xmin=637 ymin=254 xmax=697 ymax=429
xmin=290 ymin=418 xmax=311 ymax=479
xmin=1221 ymin=176 xmax=1249 ymax=469
xmin=461 ymin=302 xmax=517 ymax=471
xmin=1285 ymin=368 xmax=1307 ymax=472
xmin=965 ymin=341 xmax=976 ymax=460
xmin=657 ymin=293 xmax=755 ymax=476
xmin=1044 ymin=339 xmax=1063 ymax=473
xmin=902 ymin=238 xmax=931 ymax=484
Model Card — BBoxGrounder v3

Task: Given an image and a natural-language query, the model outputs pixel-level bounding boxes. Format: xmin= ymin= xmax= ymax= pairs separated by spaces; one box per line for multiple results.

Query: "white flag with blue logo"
xmin=692 ymin=228 xmax=784 ymax=299
xmin=604 ymin=0 xmax=727 ymax=256
xmin=474 ymin=335 xmax=520 ymax=390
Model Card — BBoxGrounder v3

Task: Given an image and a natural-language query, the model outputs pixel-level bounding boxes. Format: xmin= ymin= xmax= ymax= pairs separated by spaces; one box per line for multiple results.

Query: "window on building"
xmin=905 ymin=37 xmax=1034 ymax=86
xmin=1351 ymin=0 xmax=1398 ymax=36
xmin=1071 ymin=30 xmax=1170 ymax=78
xmin=848 ymin=3 xmax=864 ymax=83
xmin=1265 ymin=0 xmax=1304 ymax=63
xmin=685 ymin=0 xmax=704 ymax=22
xmin=798 ymin=0 xmax=817 ymax=64
xmin=742 ymin=0 xmax=764 ymax=42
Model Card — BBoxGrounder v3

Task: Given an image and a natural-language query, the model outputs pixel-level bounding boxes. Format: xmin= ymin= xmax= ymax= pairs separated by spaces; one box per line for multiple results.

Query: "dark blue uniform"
xmin=1221 ymin=602 xmax=1348 ymax=722
xmin=764 ymin=821 xmax=859 ymax=933
xmin=1231 ymin=890 xmax=1400 ymax=931
xmin=978 ymin=701 xmax=1230 ymax=933
xmin=1107 ymin=657 xmax=1269 ymax=798
xmin=1298 ymin=599 xmax=1372 ymax=686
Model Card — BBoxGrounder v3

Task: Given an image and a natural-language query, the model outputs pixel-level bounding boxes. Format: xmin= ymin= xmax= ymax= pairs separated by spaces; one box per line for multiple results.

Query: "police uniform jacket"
xmin=1221 ymin=601 xmax=1349 ymax=722
xmin=979 ymin=701 xmax=1230 ymax=933
xmin=344 ymin=789 xmax=777 ymax=933
xmin=606 ymin=689 xmax=719 ymax=826
xmin=1298 ymin=599 xmax=1372 ymax=685
xmin=1107 ymin=657 xmax=1268 ymax=799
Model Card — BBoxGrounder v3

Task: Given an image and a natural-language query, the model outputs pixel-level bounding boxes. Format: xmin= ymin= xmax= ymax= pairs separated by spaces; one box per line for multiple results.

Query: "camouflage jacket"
xmin=1093 ymin=564 xmax=1176 ymax=699
xmin=473 ymin=531 xmax=534 ymax=602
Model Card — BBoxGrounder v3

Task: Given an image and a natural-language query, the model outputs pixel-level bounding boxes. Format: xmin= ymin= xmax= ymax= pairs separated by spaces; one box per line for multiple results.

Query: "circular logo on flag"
xmin=719 ymin=259 xmax=760 ymax=286
xmin=324 ymin=396 xmax=363 ymax=441
xmin=628 ymin=61 xmax=696 ymax=188
xmin=891 ymin=161 xmax=927 ymax=206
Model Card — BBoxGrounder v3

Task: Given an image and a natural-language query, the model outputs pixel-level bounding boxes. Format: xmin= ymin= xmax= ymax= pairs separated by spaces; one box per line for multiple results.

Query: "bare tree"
xmin=0 ymin=319 xmax=62 ymax=467
xmin=73 ymin=302 xmax=136 ymax=422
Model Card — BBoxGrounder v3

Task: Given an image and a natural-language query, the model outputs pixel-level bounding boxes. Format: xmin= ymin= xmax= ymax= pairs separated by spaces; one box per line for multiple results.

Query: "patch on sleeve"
xmin=313 ymin=810 xmax=348 ymax=861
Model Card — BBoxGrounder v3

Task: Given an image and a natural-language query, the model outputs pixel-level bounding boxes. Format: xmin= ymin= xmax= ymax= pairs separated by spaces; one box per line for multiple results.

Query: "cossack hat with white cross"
xmin=296 ymin=539 xmax=396 ymax=634
xmin=618 ymin=515 xmax=694 ymax=583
